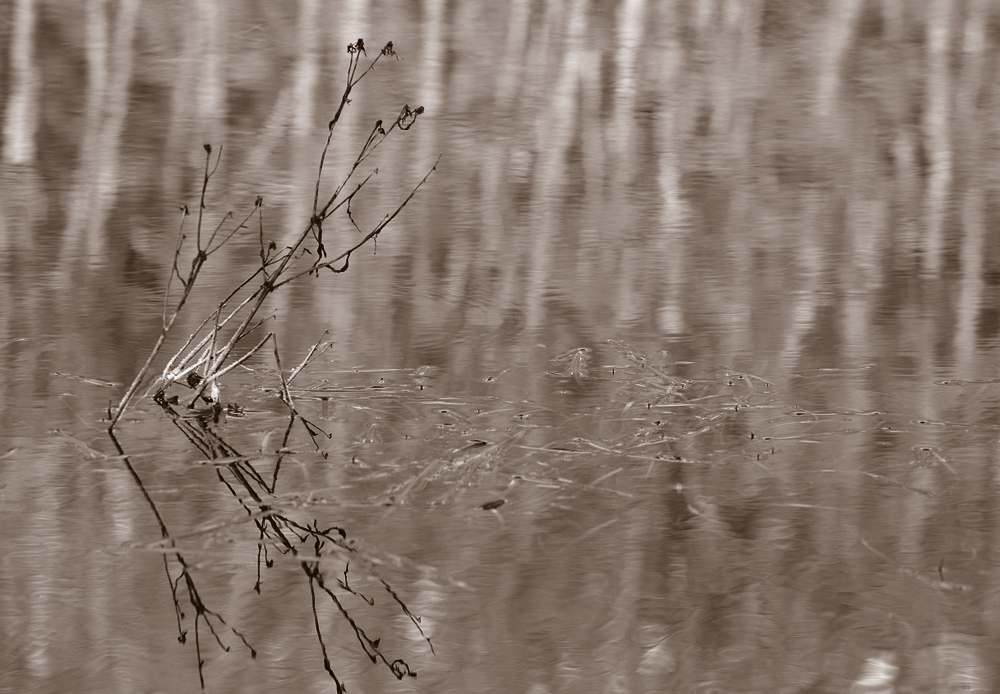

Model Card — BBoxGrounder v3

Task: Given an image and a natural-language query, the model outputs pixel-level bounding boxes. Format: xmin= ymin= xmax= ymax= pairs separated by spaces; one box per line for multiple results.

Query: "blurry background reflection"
xmin=2 ymin=1 xmax=1000 ymax=692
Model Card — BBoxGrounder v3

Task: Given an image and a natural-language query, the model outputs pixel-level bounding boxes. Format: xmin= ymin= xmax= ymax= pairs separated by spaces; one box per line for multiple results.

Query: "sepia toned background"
xmin=2 ymin=0 xmax=1000 ymax=692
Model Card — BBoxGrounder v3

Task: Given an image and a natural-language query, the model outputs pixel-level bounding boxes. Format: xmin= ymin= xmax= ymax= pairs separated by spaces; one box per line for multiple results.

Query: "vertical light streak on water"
xmin=653 ymin=5 xmax=688 ymax=335
xmin=842 ymin=192 xmax=887 ymax=361
xmin=1 ymin=0 xmax=38 ymax=166
xmin=953 ymin=0 xmax=988 ymax=377
xmin=814 ymin=0 xmax=862 ymax=121
xmin=305 ymin=0 xmax=369 ymax=362
xmin=922 ymin=0 xmax=953 ymax=278
xmin=954 ymin=190 xmax=984 ymax=376
xmin=606 ymin=0 xmax=647 ymax=329
xmin=712 ymin=0 xmax=761 ymax=357
xmin=194 ymin=0 xmax=226 ymax=151
xmin=271 ymin=0 xmax=322 ymax=248
xmin=778 ymin=192 xmax=826 ymax=373
xmin=58 ymin=0 xmax=141 ymax=267
xmin=524 ymin=0 xmax=588 ymax=331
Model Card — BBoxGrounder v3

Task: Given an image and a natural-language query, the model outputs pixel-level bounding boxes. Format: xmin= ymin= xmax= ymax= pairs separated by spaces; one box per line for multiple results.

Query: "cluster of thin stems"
xmin=108 ymin=38 xmax=436 ymax=434
xmin=103 ymin=39 xmax=438 ymax=691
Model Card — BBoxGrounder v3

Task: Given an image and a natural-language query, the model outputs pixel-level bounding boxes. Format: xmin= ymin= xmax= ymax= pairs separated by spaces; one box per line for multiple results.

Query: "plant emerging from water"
xmin=104 ymin=39 xmax=437 ymax=692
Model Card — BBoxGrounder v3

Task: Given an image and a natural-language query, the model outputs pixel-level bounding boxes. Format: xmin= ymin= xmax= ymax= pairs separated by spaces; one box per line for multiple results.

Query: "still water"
xmin=2 ymin=1 xmax=1000 ymax=692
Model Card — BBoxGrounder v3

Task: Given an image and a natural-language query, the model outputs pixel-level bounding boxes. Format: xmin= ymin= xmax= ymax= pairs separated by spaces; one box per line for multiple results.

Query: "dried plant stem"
xmin=108 ymin=39 xmax=430 ymax=435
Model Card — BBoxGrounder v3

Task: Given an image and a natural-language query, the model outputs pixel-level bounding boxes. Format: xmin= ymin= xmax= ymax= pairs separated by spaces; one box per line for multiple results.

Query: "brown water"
xmin=2 ymin=1 xmax=1000 ymax=692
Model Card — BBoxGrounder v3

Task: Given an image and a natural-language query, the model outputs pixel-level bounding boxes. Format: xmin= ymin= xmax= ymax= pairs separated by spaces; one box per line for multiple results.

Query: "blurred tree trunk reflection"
xmin=524 ymin=0 xmax=588 ymax=331
xmin=953 ymin=0 xmax=988 ymax=374
xmin=59 ymin=0 xmax=141 ymax=267
xmin=313 ymin=0 xmax=368 ymax=360
xmin=2 ymin=0 xmax=38 ymax=166
xmin=403 ymin=0 xmax=446 ymax=341
xmin=605 ymin=0 xmax=646 ymax=330
xmin=652 ymin=2 xmax=687 ymax=335
xmin=162 ymin=0 xmax=227 ymax=198
xmin=815 ymin=0 xmax=862 ymax=121
xmin=922 ymin=0 xmax=953 ymax=278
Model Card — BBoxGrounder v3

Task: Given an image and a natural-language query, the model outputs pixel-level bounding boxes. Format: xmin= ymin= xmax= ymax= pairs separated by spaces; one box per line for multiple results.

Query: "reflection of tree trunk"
xmin=2 ymin=0 xmax=38 ymax=165
xmin=262 ymin=0 xmax=339 ymax=359
xmin=651 ymin=5 xmax=687 ymax=335
xmin=609 ymin=0 xmax=645 ymax=188
xmin=403 ymin=0 xmax=445 ymax=340
xmin=955 ymin=190 xmax=984 ymax=374
xmin=314 ymin=0 xmax=367 ymax=362
xmin=922 ymin=0 xmax=953 ymax=278
xmin=815 ymin=0 xmax=862 ymax=120
xmin=607 ymin=0 xmax=647 ymax=329
xmin=495 ymin=0 xmax=532 ymax=108
xmin=276 ymin=0 xmax=324 ymax=352
xmin=282 ymin=0 xmax=321 ymax=245
xmin=718 ymin=2 xmax=762 ymax=356
xmin=778 ymin=192 xmax=826 ymax=371
xmin=59 ymin=0 xmax=141 ymax=267
xmin=892 ymin=128 xmax=919 ymax=263
xmin=842 ymin=194 xmax=886 ymax=358
xmin=439 ymin=2 xmax=484 ymax=335
xmin=194 ymin=0 xmax=226 ymax=148
xmin=952 ymin=1 xmax=987 ymax=375
xmin=880 ymin=0 xmax=904 ymax=43
xmin=952 ymin=0 xmax=987 ymax=375
xmin=596 ymin=505 xmax=644 ymax=690
xmin=492 ymin=0 xmax=545 ymax=326
xmin=574 ymin=48 xmax=605 ymax=306
xmin=463 ymin=0 xmax=531 ymax=331
xmin=524 ymin=0 xmax=588 ymax=331
xmin=957 ymin=0 xmax=987 ymax=119
xmin=162 ymin=0 xmax=227 ymax=197
xmin=246 ymin=0 xmax=321 ymax=191
xmin=896 ymin=342 xmax=937 ymax=577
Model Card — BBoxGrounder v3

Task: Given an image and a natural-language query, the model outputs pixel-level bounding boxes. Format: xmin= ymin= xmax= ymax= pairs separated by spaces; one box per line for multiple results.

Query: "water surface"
xmin=2 ymin=1 xmax=999 ymax=692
